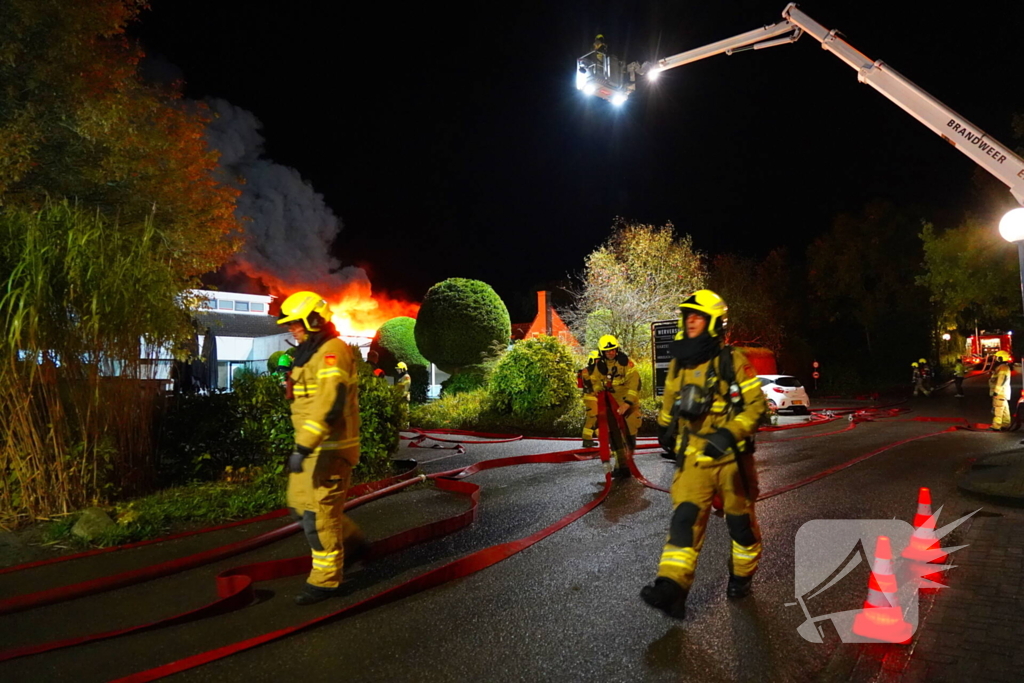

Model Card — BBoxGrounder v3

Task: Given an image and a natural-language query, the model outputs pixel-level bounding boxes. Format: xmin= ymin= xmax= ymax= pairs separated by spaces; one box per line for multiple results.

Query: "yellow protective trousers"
xmin=582 ymin=394 xmax=599 ymax=443
xmin=992 ymin=396 xmax=1012 ymax=430
xmin=600 ymin=391 xmax=639 ymax=468
xmin=656 ymin=456 xmax=761 ymax=589
xmin=286 ymin=447 xmax=364 ymax=589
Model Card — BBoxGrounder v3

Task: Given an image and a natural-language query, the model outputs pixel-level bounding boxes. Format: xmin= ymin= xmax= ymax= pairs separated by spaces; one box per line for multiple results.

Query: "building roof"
xmin=511 ymin=322 xmax=532 ymax=340
xmin=194 ymin=311 xmax=284 ymax=339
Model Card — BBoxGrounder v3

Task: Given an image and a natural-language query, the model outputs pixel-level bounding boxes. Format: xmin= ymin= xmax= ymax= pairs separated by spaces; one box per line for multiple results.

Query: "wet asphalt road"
xmin=0 ymin=374 xmax=1018 ymax=682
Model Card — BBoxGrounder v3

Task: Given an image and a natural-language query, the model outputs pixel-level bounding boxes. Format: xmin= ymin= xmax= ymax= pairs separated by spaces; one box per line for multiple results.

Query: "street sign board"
xmin=651 ymin=319 xmax=678 ymax=397
xmin=812 ymin=371 xmax=820 ymax=379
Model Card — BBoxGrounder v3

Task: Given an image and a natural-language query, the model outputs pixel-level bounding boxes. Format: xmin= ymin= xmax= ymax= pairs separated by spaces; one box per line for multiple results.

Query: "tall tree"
xmin=807 ymin=200 xmax=931 ymax=368
xmin=0 ymin=0 xmax=240 ymax=277
xmin=568 ymin=218 xmax=706 ymax=361
xmin=918 ymin=218 xmax=1019 ymax=332
xmin=707 ymin=249 xmax=791 ymax=355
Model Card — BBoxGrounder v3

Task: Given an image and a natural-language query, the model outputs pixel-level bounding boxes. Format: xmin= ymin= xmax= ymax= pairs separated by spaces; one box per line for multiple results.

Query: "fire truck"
xmin=966 ymin=332 xmax=1013 ymax=364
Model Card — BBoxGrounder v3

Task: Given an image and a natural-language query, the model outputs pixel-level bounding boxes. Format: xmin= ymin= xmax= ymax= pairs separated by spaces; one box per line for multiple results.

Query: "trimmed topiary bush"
xmin=415 ymin=278 xmax=511 ymax=374
xmin=371 ymin=316 xmax=429 ymax=402
xmin=489 ymin=336 xmax=577 ymax=417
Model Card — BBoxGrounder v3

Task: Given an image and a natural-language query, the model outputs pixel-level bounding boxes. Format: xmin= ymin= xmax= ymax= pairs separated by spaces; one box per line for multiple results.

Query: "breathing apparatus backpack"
xmin=665 ymin=345 xmax=757 ymax=460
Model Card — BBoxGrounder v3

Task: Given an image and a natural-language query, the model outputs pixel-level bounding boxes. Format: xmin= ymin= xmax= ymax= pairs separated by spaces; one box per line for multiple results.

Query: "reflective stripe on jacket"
xmin=290 ymin=338 xmax=360 ymax=464
xmin=657 ymin=347 xmax=767 ymax=467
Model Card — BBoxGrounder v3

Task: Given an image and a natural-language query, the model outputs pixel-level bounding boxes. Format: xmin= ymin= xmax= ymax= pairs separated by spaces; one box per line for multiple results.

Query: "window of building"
xmin=251 ymin=302 xmax=265 ymax=312
xmin=234 ymin=301 xmax=250 ymax=312
xmin=201 ymin=299 xmax=216 ymax=310
xmin=218 ymin=300 xmax=233 ymax=310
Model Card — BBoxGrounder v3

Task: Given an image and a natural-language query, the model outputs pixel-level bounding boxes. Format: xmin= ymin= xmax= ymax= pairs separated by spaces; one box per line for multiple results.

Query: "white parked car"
xmin=758 ymin=375 xmax=811 ymax=414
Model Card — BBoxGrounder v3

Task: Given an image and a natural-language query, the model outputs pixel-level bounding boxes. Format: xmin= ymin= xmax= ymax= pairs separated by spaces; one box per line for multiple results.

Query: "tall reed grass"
xmin=0 ymin=202 xmax=197 ymax=528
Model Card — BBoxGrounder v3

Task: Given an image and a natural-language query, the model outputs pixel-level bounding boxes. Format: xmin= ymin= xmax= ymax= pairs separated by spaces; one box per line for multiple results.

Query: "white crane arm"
xmin=642 ymin=3 xmax=1024 ymax=205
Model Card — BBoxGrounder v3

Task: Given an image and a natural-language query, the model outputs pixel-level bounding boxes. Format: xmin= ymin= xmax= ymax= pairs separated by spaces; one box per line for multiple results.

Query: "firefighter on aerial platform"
xmin=989 ymin=350 xmax=1012 ymax=431
xmin=395 ymin=361 xmax=412 ymax=402
xmin=592 ymin=34 xmax=608 ymax=73
xmin=641 ymin=290 xmax=767 ymax=619
xmin=580 ymin=350 xmax=601 ymax=448
xmin=588 ymin=335 xmax=640 ymax=478
xmin=277 ymin=291 xmax=369 ymax=605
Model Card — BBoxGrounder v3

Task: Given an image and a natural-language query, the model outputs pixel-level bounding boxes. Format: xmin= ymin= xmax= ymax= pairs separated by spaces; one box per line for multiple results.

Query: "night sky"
xmin=135 ymin=0 xmax=1024 ymax=321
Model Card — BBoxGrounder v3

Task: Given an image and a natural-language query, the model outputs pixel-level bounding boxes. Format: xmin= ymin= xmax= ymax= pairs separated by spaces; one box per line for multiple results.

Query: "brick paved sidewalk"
xmin=902 ymin=507 xmax=1024 ymax=682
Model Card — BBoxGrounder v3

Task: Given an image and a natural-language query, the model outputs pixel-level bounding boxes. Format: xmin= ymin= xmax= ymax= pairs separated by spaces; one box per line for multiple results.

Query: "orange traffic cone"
xmin=902 ymin=488 xmax=947 ymax=590
xmin=852 ymin=536 xmax=914 ymax=644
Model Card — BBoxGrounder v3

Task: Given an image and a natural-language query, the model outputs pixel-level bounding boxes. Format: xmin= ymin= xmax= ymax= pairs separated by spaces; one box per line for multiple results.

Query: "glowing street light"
xmin=942 ymin=333 xmax=952 ymax=341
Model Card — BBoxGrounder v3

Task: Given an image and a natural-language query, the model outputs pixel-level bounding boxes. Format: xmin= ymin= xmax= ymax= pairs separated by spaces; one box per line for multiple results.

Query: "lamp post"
xmin=998 ymin=208 xmax=1024 ymax=403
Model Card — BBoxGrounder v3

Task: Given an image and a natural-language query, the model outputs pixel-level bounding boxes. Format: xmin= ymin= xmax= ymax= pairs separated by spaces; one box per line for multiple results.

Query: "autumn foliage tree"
xmin=0 ymin=0 xmax=240 ymax=276
xmin=568 ymin=218 xmax=706 ymax=361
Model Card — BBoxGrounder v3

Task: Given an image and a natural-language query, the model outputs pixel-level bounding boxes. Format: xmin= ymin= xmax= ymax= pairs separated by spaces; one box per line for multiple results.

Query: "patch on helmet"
xmin=324 ymin=354 xmax=337 ymax=366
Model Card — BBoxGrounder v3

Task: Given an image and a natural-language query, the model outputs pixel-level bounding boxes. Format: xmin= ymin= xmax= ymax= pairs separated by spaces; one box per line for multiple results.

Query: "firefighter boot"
xmin=294 ymin=583 xmax=340 ymax=606
xmin=727 ymin=574 xmax=753 ymax=599
xmin=640 ymin=577 xmax=688 ymax=619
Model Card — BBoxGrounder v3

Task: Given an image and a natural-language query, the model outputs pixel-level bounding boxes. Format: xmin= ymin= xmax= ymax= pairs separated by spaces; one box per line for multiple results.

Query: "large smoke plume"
xmin=205 ymin=98 xmax=368 ymax=293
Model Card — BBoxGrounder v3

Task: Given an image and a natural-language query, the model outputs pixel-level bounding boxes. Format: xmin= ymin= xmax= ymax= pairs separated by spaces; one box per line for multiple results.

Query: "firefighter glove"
xmin=703 ymin=428 xmax=736 ymax=459
xmin=288 ymin=445 xmax=314 ymax=473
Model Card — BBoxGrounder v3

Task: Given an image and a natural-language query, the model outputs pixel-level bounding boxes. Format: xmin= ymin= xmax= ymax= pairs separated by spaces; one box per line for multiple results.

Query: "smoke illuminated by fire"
xmin=325 ymin=281 xmax=419 ymax=338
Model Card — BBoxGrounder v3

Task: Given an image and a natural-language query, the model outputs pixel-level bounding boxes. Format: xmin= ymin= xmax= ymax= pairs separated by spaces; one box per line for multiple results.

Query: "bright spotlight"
xmin=576 ymin=70 xmax=589 ymax=91
xmin=647 ymin=68 xmax=661 ymax=81
xmin=611 ymin=92 xmax=628 ymax=106
xmin=583 ymin=82 xmax=597 ymax=96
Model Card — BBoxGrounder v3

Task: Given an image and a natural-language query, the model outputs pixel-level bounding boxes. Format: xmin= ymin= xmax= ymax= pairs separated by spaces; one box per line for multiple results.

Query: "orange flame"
xmin=325 ymin=280 xmax=419 ymax=339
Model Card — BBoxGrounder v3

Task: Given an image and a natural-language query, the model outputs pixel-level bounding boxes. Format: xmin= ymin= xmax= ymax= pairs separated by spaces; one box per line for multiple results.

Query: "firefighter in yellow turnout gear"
xmin=588 ymin=335 xmax=641 ymax=478
xmin=395 ymin=361 xmax=412 ymax=402
xmin=278 ymin=291 xmax=367 ymax=606
xmin=581 ymin=351 xmax=600 ymax=447
xmin=641 ymin=290 xmax=767 ymax=618
xmin=989 ymin=350 xmax=1012 ymax=431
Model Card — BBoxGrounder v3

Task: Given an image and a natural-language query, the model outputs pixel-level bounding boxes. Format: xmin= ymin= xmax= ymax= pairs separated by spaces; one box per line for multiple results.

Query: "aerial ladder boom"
xmin=614 ymin=3 xmax=1024 ymax=205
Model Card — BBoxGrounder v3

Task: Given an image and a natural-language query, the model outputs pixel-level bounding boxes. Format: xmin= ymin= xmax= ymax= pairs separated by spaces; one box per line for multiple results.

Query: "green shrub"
xmin=356 ymin=358 xmax=405 ymax=481
xmin=158 ymin=352 xmax=405 ymax=485
xmin=415 ymin=278 xmax=511 ymax=373
xmin=371 ymin=316 xmax=429 ymax=402
xmin=410 ymin=388 xmax=490 ymax=431
xmin=442 ymin=365 xmax=487 ymax=397
xmin=489 ymin=336 xmax=578 ymax=417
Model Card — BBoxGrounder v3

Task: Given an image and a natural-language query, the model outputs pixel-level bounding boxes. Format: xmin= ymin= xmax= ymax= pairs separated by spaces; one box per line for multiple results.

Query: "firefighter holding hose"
xmin=588 ymin=335 xmax=641 ymax=478
xmin=641 ymin=290 xmax=767 ymax=619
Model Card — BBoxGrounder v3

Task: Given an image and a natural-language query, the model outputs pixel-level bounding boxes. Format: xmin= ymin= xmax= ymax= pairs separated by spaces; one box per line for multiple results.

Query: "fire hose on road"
xmin=0 ymin=397 xmax=992 ymax=678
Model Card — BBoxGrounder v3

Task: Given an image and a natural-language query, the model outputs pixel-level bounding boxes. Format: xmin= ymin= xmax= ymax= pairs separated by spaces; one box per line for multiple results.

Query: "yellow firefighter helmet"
xmin=588 ymin=350 xmax=600 ymax=361
xmin=911 ymin=362 xmax=918 ymax=368
xmin=995 ymin=350 xmax=1012 ymax=362
xmin=918 ymin=358 xmax=928 ymax=364
xmin=396 ymin=361 xmax=408 ymax=371
xmin=277 ymin=291 xmax=331 ymax=332
xmin=679 ymin=289 xmax=728 ymax=338
xmin=598 ymin=335 xmax=619 ymax=351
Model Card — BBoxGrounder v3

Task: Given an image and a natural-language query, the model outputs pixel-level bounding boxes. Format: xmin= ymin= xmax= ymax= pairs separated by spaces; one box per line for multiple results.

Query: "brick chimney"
xmin=537 ymin=291 xmax=553 ymax=336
